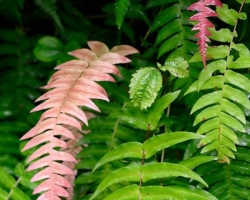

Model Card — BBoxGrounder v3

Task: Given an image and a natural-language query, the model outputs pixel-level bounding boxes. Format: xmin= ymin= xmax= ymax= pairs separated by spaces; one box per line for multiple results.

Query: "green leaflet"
xmin=151 ymin=4 xmax=180 ymax=32
xmin=194 ymin=105 xmax=220 ymax=126
xmin=208 ymin=28 xmax=237 ymax=43
xmin=191 ymin=91 xmax=221 ymax=114
xmin=228 ymin=57 xmax=250 ymax=69
xmin=146 ymin=90 xmax=180 ymax=130
xmin=158 ymin=57 xmax=189 ymax=78
xmin=114 ymin=0 xmax=130 ymax=29
xmin=143 ymin=132 xmax=202 ymax=158
xmin=129 ymin=67 xmax=162 ymax=110
xmin=90 ymin=162 xmax=208 ymax=199
xmin=92 ymin=142 xmax=143 ymax=172
xmin=103 ymin=185 xmax=139 ymax=200
xmin=185 ymin=76 xmax=224 ymax=95
xmin=225 ymin=70 xmax=250 ymax=93
xmin=216 ymin=4 xmax=239 ymax=26
xmin=109 ymin=109 xmax=148 ymax=130
xmin=189 ymin=45 xmax=229 ymax=63
xmin=167 ymin=185 xmax=218 ymax=200
xmin=197 ymin=60 xmax=226 ymax=91
xmin=93 ymin=131 xmax=200 ymax=171
xmin=232 ymin=43 xmax=250 ymax=57
xmin=33 ymin=36 xmax=63 ymax=62
xmin=179 ymin=156 xmax=216 ymax=170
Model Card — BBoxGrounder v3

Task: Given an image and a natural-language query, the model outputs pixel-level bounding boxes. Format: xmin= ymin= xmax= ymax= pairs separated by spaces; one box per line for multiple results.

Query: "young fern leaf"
xmin=187 ymin=0 xmax=222 ymax=69
xmin=20 ymin=41 xmax=138 ymax=200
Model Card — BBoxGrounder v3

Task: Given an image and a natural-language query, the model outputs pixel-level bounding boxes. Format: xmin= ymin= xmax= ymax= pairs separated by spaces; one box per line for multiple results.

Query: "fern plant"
xmin=1 ymin=0 xmax=250 ymax=199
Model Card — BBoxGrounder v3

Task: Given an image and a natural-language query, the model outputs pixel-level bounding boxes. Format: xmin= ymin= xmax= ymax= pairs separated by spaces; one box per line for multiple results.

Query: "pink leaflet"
xmin=111 ymin=45 xmax=139 ymax=56
xmin=68 ymin=49 xmax=97 ymax=62
xmin=65 ymin=96 xmax=100 ymax=112
xmin=32 ymin=97 xmax=64 ymax=112
xmin=36 ymin=87 xmax=70 ymax=102
xmin=57 ymin=113 xmax=81 ymax=130
xmin=81 ymin=68 xmax=116 ymax=82
xmin=55 ymin=60 xmax=88 ymax=70
xmin=34 ymin=181 xmax=69 ymax=197
xmin=50 ymin=149 xmax=76 ymax=162
xmin=42 ymin=78 xmax=75 ymax=89
xmin=27 ymin=155 xmax=50 ymax=171
xmin=21 ymin=118 xmax=57 ymax=140
xmin=99 ymin=52 xmax=131 ymax=64
xmin=87 ymin=41 xmax=110 ymax=56
xmin=37 ymin=192 xmax=61 ymax=200
xmin=54 ymin=125 xmax=75 ymax=139
xmin=89 ymin=60 xmax=121 ymax=76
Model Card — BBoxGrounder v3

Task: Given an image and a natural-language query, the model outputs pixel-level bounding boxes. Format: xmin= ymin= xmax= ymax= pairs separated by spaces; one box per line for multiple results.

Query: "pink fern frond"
xmin=20 ymin=41 xmax=139 ymax=200
xmin=187 ymin=0 xmax=222 ymax=69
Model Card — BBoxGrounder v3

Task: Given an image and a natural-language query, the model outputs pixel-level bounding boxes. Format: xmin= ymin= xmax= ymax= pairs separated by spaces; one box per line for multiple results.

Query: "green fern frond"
xmin=114 ymin=0 xmax=130 ymax=29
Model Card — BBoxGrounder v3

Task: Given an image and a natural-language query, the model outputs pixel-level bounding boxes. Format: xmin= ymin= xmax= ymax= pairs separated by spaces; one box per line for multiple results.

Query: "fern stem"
xmin=5 ymin=177 xmax=21 ymax=200
xmin=226 ymin=0 xmax=246 ymax=66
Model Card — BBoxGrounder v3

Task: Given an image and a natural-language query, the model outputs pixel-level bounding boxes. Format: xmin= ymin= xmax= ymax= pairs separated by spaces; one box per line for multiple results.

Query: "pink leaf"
xmin=89 ymin=60 xmax=121 ymax=76
xmin=57 ymin=114 xmax=81 ymax=130
xmin=99 ymin=52 xmax=131 ymax=64
xmin=87 ymin=41 xmax=109 ymax=56
xmin=68 ymin=49 xmax=97 ymax=62
xmin=187 ymin=0 xmax=222 ymax=68
xmin=55 ymin=60 xmax=88 ymax=70
xmin=111 ymin=45 xmax=139 ymax=56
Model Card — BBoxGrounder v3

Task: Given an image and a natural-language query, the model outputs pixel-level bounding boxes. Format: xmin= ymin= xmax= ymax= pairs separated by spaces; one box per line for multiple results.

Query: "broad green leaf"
xmin=223 ymin=85 xmax=250 ymax=110
xmin=194 ymin=105 xmax=220 ymax=126
xmin=115 ymin=0 xmax=130 ymax=29
xmin=103 ymin=185 xmax=139 ymax=200
xmin=145 ymin=0 xmax=178 ymax=9
xmin=216 ymin=4 xmax=238 ymax=26
xmin=208 ymin=28 xmax=237 ymax=43
xmin=10 ymin=187 xmax=31 ymax=200
xmin=141 ymin=163 xmax=208 ymax=187
xmin=179 ymin=156 xmax=216 ymax=169
xmin=146 ymin=90 xmax=180 ymax=130
xmin=189 ymin=45 xmax=229 ymax=63
xmin=158 ymin=57 xmax=189 ymax=78
xmin=234 ymin=147 xmax=250 ymax=162
xmin=93 ymin=142 xmax=143 ymax=171
xmin=191 ymin=91 xmax=221 ymax=114
xmin=0 ymin=188 xmax=8 ymax=199
xmin=218 ymin=145 xmax=235 ymax=159
xmin=168 ymin=185 xmax=218 ymax=200
xmin=109 ymin=109 xmax=148 ymax=130
xmin=140 ymin=186 xmax=186 ymax=199
xmin=155 ymin=19 xmax=181 ymax=45
xmin=220 ymin=112 xmax=245 ymax=133
xmin=221 ymin=98 xmax=245 ymax=124
xmin=197 ymin=118 xmax=219 ymax=134
xmin=185 ymin=76 xmax=224 ymax=95
xmin=143 ymin=132 xmax=202 ymax=158
xmin=129 ymin=67 xmax=162 ymax=109
xmin=225 ymin=70 xmax=250 ymax=93
xmin=152 ymin=4 xmax=180 ymax=32
xmin=90 ymin=164 xmax=140 ymax=200
xmin=197 ymin=60 xmax=226 ymax=91
xmin=158 ymin=33 xmax=182 ymax=58
xmin=33 ymin=36 xmax=63 ymax=62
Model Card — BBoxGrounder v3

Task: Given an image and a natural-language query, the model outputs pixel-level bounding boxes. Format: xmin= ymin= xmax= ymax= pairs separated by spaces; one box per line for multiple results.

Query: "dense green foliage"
xmin=1 ymin=0 xmax=250 ymax=199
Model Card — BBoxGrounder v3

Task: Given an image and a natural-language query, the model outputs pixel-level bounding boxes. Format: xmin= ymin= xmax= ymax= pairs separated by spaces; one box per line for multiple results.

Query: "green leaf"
xmin=93 ymin=142 xmax=143 ymax=171
xmin=223 ymin=85 xmax=250 ymax=110
xmin=140 ymin=186 xmax=186 ymax=199
xmin=167 ymin=185 xmax=218 ymax=200
xmin=143 ymin=132 xmax=202 ymax=158
xmin=158 ymin=57 xmax=189 ymax=78
xmin=33 ymin=36 xmax=63 ymax=62
xmin=90 ymin=164 xmax=140 ymax=200
xmin=179 ymin=156 xmax=216 ymax=170
xmin=109 ymin=109 xmax=148 ymax=130
xmin=103 ymin=185 xmax=139 ymax=200
xmin=189 ymin=46 xmax=229 ymax=63
xmin=158 ymin=33 xmax=182 ymax=58
xmin=114 ymin=0 xmax=130 ymax=29
xmin=0 ymin=167 xmax=16 ymax=188
xmin=152 ymin=4 xmax=180 ymax=32
xmin=141 ymin=163 xmax=208 ymax=187
xmin=228 ymin=58 xmax=250 ymax=69
xmin=225 ymin=70 xmax=250 ymax=93
xmin=194 ymin=105 xmax=220 ymax=126
xmin=155 ymin=19 xmax=181 ymax=46
xmin=146 ymin=90 xmax=180 ymax=130
xmin=220 ymin=112 xmax=245 ymax=133
xmin=208 ymin=28 xmax=237 ymax=43
xmin=216 ymin=4 xmax=239 ymax=26
xmin=232 ymin=43 xmax=250 ymax=57
xmin=197 ymin=118 xmax=219 ymax=134
xmin=191 ymin=91 xmax=221 ymax=114
xmin=197 ymin=60 xmax=226 ymax=91
xmin=129 ymin=67 xmax=162 ymax=109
